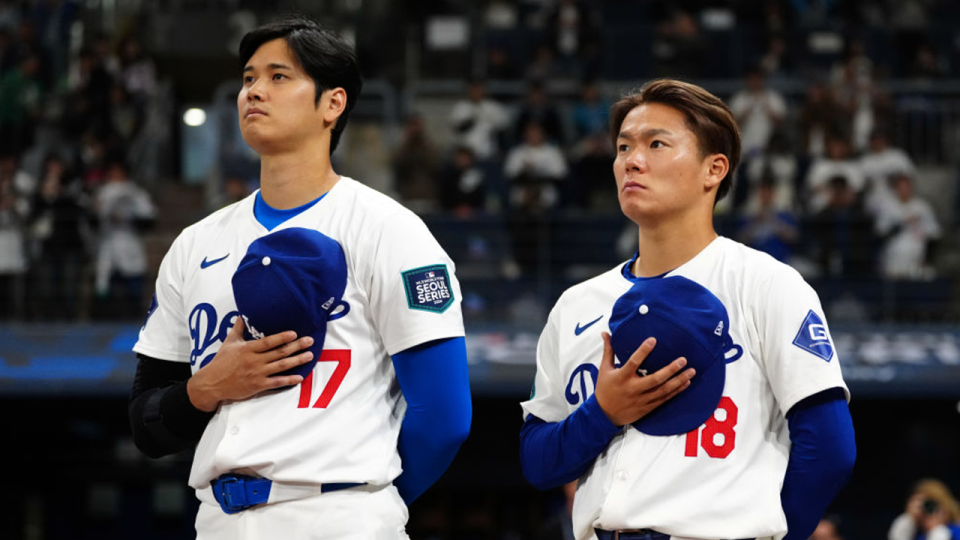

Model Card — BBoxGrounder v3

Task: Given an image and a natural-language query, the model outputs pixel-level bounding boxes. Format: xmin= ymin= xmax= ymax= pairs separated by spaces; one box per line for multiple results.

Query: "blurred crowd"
xmin=385 ymin=0 xmax=960 ymax=324
xmin=4 ymin=0 xmax=960 ymax=323
xmin=393 ymin=66 xmax=943 ymax=283
xmin=0 ymin=2 xmax=158 ymax=321
xmin=468 ymin=0 xmax=960 ymax=83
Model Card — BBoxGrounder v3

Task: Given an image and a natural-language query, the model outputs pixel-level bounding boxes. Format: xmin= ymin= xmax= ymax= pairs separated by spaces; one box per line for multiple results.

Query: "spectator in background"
xmin=860 ymin=128 xmax=916 ymax=215
xmin=875 ymin=173 xmax=940 ymax=280
xmin=10 ymin=18 xmax=48 ymax=83
xmin=526 ymin=44 xmax=562 ymax=81
xmin=28 ymin=154 xmax=90 ymax=320
xmin=108 ymin=82 xmax=143 ymax=144
xmin=568 ymin=80 xmax=613 ymax=209
xmin=91 ymin=31 xmax=120 ymax=77
xmin=810 ymin=175 xmax=876 ymax=278
xmin=799 ymin=81 xmax=844 ymax=158
xmin=513 ymin=79 xmax=566 ymax=146
xmin=0 ymin=151 xmax=37 ymax=200
xmin=449 ymin=79 xmax=510 ymax=161
xmin=652 ymin=9 xmax=705 ymax=78
xmin=543 ymin=0 xmax=602 ymax=79
xmin=737 ymin=178 xmax=799 ymax=264
xmin=740 ymin=130 xmax=799 ymax=213
xmin=889 ymin=479 xmax=960 ymax=540
xmin=68 ymin=46 xmax=114 ymax=134
xmin=570 ymin=79 xmax=609 ymax=141
xmin=77 ymin=131 xmax=109 ymax=191
xmin=0 ymin=52 xmax=43 ymax=149
xmin=831 ymin=56 xmax=878 ymax=153
xmin=0 ymin=159 xmax=27 ymax=319
xmin=29 ymin=0 xmax=80 ymax=81
xmin=438 ymin=146 xmax=488 ymax=215
xmin=504 ymin=120 xmax=568 ymax=212
xmin=830 ymin=37 xmax=873 ymax=91
xmin=729 ymin=67 xmax=787 ymax=162
xmin=569 ymin=132 xmax=614 ymax=210
xmin=805 ymin=132 xmax=865 ymax=214
xmin=504 ymin=120 xmax=568 ymax=278
xmin=758 ymin=35 xmax=794 ymax=82
xmin=118 ymin=35 xmax=157 ymax=104
xmin=392 ymin=114 xmax=440 ymax=210
xmin=92 ymin=160 xmax=155 ymax=320
xmin=910 ymin=42 xmax=951 ymax=80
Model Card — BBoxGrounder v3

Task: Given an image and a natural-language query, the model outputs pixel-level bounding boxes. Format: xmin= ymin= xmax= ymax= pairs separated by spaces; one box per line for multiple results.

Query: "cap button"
xmin=262 ymin=256 xmax=271 ymax=266
xmin=638 ymin=304 xmax=649 ymax=315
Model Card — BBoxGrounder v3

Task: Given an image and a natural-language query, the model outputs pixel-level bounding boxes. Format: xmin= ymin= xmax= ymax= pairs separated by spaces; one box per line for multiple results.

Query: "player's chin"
xmin=618 ymin=195 xmax=654 ymax=223
xmin=239 ymin=129 xmax=275 ymax=154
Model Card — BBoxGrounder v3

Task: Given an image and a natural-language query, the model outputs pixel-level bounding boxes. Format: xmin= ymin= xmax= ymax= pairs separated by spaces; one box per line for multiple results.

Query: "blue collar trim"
xmin=254 ymin=191 xmax=327 ymax=231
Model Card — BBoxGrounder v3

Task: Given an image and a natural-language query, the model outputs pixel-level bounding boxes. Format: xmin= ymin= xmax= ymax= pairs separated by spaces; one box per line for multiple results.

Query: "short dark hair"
xmin=609 ymin=79 xmax=741 ymax=204
xmin=239 ymin=16 xmax=362 ymax=154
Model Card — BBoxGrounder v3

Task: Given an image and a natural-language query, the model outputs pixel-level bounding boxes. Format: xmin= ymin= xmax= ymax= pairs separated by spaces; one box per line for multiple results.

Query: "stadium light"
xmin=183 ymin=108 xmax=207 ymax=127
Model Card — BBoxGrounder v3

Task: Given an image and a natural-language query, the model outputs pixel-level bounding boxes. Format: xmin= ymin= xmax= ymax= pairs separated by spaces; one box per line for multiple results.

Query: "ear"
xmin=703 ymin=154 xmax=729 ymax=191
xmin=321 ymin=87 xmax=347 ymax=127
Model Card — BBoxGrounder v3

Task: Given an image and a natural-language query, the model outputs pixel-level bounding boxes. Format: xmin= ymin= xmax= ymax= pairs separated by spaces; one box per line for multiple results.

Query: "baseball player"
xmin=519 ymin=79 xmax=856 ymax=540
xmin=128 ymin=17 xmax=471 ymax=539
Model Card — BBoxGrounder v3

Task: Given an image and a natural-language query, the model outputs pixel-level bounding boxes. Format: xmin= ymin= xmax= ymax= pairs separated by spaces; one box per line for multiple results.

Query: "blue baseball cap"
xmin=609 ymin=275 xmax=740 ymax=436
xmin=231 ymin=227 xmax=350 ymax=379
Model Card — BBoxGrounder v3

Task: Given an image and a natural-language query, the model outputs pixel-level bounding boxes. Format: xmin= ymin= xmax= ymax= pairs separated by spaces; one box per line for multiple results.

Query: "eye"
xmin=650 ymin=140 xmax=665 ymax=149
xmin=272 ymin=73 xmax=287 ymax=81
xmin=618 ymin=144 xmax=629 ymax=153
xmin=243 ymin=76 xmax=254 ymax=85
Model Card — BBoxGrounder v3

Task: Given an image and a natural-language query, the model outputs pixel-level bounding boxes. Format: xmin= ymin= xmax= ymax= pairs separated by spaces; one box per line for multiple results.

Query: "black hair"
xmin=238 ymin=16 xmax=362 ymax=154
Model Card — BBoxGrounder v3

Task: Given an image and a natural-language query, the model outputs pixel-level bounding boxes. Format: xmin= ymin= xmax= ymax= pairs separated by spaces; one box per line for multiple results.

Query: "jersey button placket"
xmin=598 ymin=432 xmax=631 ymax=525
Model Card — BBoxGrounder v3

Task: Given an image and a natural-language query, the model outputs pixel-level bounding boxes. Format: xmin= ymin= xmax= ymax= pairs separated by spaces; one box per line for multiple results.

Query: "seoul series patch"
xmin=792 ymin=309 xmax=834 ymax=362
xmin=402 ymin=264 xmax=454 ymax=313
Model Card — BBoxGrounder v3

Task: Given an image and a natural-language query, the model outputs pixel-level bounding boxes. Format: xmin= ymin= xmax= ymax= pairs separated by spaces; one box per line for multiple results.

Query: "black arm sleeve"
xmin=128 ymin=354 xmax=215 ymax=458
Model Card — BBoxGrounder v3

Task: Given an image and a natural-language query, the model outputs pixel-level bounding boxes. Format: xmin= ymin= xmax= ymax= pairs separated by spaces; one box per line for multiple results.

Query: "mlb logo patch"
xmin=402 ymin=264 xmax=454 ymax=313
xmin=792 ymin=310 xmax=834 ymax=362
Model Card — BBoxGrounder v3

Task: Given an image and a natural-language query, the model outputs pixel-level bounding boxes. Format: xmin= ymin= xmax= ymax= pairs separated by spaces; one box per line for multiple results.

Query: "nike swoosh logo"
xmin=574 ymin=315 xmax=603 ymax=336
xmin=200 ymin=254 xmax=229 ymax=269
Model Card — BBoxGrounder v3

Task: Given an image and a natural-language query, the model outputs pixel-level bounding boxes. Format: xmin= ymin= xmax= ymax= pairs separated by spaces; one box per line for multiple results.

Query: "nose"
xmin=246 ymin=79 xmax=264 ymax=102
xmin=622 ymin=148 xmax=646 ymax=172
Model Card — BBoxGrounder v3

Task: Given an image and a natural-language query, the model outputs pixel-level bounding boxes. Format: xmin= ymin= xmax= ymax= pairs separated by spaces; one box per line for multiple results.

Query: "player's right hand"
xmin=594 ymin=332 xmax=695 ymax=427
xmin=186 ymin=316 xmax=315 ymax=412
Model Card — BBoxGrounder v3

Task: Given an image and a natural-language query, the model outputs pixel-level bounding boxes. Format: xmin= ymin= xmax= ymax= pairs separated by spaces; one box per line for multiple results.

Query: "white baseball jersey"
xmin=521 ymin=237 xmax=849 ymax=540
xmin=134 ymin=177 xmax=464 ymax=506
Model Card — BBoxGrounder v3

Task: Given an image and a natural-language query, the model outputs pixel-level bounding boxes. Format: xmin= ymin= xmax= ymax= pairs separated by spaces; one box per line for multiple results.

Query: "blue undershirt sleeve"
xmin=391 ymin=336 xmax=472 ymax=505
xmin=519 ymin=394 xmax=622 ymax=490
xmin=781 ymin=387 xmax=856 ymax=540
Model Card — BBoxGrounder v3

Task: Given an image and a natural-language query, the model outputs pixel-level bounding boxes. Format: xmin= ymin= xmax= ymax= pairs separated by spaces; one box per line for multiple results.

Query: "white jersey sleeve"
xmin=134 ymin=232 xmax=192 ymax=363
xmin=365 ymin=211 xmax=465 ymax=355
xmin=520 ymin=303 xmax=566 ymax=422
xmin=754 ymin=265 xmax=849 ymax=415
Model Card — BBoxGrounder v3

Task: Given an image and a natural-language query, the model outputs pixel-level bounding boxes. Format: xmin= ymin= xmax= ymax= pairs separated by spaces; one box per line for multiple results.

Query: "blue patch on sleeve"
xmin=792 ymin=310 xmax=834 ymax=362
xmin=402 ymin=265 xmax=454 ymax=313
